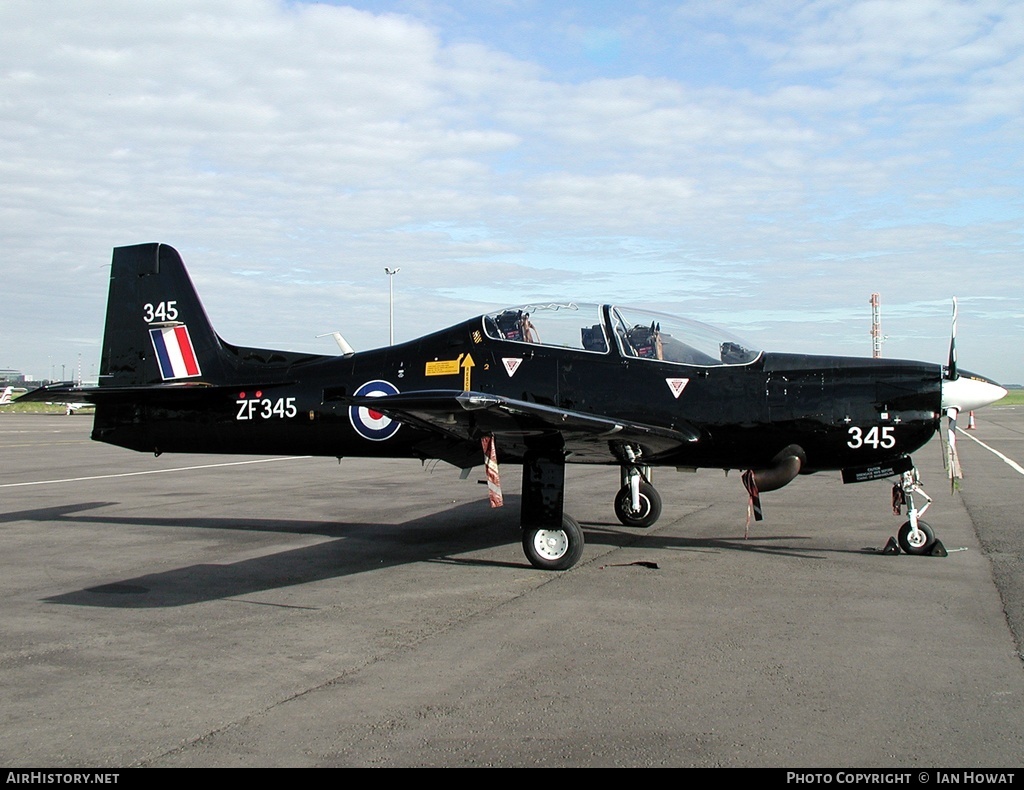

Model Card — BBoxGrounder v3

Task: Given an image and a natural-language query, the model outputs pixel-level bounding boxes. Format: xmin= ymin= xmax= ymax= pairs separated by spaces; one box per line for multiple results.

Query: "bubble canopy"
xmin=481 ymin=303 xmax=761 ymax=367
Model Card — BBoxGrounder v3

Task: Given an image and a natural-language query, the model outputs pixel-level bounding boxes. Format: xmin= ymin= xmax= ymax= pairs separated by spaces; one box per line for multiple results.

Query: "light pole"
xmin=385 ymin=267 xmax=400 ymax=345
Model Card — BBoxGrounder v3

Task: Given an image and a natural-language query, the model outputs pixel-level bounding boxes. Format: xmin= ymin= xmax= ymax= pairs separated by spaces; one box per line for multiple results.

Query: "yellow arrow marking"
xmin=462 ymin=353 xmax=475 ymax=391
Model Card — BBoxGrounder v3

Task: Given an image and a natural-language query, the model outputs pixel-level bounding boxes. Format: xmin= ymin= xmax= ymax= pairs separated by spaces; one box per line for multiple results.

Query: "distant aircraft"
xmin=46 ymin=399 xmax=93 ymax=415
xmin=0 ymin=381 xmax=89 ymax=413
xmin=21 ymin=243 xmax=1006 ymax=570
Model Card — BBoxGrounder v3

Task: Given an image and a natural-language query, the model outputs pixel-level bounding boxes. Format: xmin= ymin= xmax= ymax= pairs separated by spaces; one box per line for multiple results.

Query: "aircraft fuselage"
xmin=92 ymin=312 xmax=943 ymax=477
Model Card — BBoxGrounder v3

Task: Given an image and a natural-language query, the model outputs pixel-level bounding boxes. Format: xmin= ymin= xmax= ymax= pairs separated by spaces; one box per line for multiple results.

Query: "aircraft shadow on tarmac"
xmin=11 ymin=497 xmax=839 ymax=608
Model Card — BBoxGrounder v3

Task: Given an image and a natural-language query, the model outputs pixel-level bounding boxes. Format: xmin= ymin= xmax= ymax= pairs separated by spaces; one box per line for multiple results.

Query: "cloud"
xmin=0 ymin=0 xmax=1021 ymax=383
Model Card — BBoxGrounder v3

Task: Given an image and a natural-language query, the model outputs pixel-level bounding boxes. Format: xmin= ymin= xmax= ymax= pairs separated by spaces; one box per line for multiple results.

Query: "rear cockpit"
xmin=483 ymin=303 xmax=609 ymax=353
xmin=481 ymin=303 xmax=761 ymax=367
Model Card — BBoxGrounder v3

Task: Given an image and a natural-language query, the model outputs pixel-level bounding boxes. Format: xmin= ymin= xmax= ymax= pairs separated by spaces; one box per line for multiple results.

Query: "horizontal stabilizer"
xmin=17 ymin=380 xmax=292 ymax=405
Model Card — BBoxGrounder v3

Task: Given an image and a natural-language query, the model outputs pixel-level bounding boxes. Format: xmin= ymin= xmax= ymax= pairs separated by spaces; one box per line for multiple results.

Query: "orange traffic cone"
xmin=967 ymin=411 xmax=976 ymax=429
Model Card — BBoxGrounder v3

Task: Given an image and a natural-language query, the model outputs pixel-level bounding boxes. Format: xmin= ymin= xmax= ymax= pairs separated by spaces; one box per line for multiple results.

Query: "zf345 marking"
xmin=235 ymin=395 xmax=297 ymax=421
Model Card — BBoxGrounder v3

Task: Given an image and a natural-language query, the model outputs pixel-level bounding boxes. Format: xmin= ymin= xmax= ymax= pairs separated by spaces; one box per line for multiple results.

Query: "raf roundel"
xmin=349 ymin=380 xmax=401 ymax=441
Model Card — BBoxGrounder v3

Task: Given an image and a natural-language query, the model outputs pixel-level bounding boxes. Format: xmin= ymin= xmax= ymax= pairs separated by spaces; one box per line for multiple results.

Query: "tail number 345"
xmin=847 ymin=425 xmax=896 ymax=450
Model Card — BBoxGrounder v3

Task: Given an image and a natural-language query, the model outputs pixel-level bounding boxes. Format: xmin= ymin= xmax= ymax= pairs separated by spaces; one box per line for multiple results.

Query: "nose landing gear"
xmin=892 ymin=467 xmax=946 ymax=556
xmin=614 ymin=462 xmax=662 ymax=528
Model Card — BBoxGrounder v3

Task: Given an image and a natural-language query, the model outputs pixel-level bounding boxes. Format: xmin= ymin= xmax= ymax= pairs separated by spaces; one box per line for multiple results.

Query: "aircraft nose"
xmin=941 ymin=371 xmax=1007 ymax=412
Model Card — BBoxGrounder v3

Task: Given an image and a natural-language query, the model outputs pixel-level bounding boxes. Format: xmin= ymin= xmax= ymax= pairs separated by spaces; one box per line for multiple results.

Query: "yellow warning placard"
xmin=426 ymin=358 xmax=462 ymax=376
xmin=425 ymin=354 xmax=475 ymax=389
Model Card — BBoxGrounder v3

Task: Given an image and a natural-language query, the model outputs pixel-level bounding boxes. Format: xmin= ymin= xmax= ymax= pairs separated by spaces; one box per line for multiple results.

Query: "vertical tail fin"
xmin=0 ymin=386 xmax=13 ymax=404
xmin=99 ymin=243 xmax=227 ymax=387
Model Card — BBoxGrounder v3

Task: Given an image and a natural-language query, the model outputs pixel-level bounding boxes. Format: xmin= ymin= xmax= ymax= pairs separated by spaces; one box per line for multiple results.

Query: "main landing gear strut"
xmin=516 ymin=443 xmax=664 ymax=571
xmin=519 ymin=443 xmax=584 ymax=570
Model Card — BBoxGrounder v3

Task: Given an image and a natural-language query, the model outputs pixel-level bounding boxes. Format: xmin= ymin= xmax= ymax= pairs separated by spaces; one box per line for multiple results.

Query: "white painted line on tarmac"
xmin=958 ymin=429 xmax=1024 ymax=476
xmin=0 ymin=456 xmax=314 ymax=488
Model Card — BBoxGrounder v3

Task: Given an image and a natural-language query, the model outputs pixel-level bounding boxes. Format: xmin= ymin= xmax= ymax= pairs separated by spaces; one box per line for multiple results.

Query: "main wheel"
xmin=522 ymin=514 xmax=584 ymax=570
xmin=613 ymin=482 xmax=662 ymax=528
xmin=897 ymin=520 xmax=936 ymax=555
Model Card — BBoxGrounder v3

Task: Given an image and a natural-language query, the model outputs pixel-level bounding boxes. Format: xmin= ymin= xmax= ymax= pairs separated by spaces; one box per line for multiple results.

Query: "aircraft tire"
xmin=613 ymin=482 xmax=662 ymax=528
xmin=897 ymin=520 xmax=936 ymax=555
xmin=522 ymin=514 xmax=584 ymax=571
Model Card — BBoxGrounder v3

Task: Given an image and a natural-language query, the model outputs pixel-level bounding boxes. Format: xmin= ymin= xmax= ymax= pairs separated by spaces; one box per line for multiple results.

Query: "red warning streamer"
xmin=481 ymin=435 xmax=503 ymax=508
xmin=741 ymin=469 xmax=762 ymax=537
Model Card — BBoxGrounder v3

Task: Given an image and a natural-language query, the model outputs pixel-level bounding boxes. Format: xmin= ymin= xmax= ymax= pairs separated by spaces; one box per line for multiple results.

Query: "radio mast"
xmin=870 ymin=293 xmax=883 ymax=358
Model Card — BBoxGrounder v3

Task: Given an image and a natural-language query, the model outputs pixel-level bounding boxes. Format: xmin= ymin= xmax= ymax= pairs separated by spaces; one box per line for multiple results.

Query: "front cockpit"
xmin=481 ymin=303 xmax=761 ymax=368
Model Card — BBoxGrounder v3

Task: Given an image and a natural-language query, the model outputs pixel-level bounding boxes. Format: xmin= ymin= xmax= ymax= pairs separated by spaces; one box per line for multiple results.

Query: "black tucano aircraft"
xmin=22 ymin=243 xmax=1006 ymax=570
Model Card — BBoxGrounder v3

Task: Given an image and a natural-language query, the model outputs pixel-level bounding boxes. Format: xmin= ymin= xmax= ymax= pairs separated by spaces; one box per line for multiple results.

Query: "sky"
xmin=1 ymin=0 xmax=1022 ymax=384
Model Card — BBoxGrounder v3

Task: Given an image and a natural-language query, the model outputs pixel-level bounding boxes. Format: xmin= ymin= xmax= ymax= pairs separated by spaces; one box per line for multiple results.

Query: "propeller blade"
xmin=947 ymin=297 xmax=958 ymax=381
xmin=938 ymin=297 xmax=1005 ymax=411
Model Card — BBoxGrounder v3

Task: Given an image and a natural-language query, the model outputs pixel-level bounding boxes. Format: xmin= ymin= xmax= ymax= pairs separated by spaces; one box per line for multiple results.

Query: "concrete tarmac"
xmin=1 ymin=409 xmax=1022 ymax=767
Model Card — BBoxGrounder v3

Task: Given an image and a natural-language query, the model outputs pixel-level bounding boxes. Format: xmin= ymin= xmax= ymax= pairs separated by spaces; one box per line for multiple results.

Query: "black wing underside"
xmin=349 ymin=389 xmax=700 ymax=464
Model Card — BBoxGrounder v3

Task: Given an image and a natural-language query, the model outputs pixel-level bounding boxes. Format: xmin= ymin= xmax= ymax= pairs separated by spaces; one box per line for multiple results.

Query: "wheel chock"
xmin=927 ymin=539 xmax=948 ymax=557
xmin=881 ymin=536 xmax=901 ymax=554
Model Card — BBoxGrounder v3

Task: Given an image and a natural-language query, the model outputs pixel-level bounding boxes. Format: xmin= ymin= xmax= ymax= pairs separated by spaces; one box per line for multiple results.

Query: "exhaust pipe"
xmin=751 ymin=444 xmax=806 ymax=492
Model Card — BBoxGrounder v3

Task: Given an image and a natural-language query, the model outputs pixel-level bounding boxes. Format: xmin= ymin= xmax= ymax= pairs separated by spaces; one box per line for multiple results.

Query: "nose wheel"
xmin=891 ymin=467 xmax=944 ymax=556
xmin=897 ymin=520 xmax=936 ymax=555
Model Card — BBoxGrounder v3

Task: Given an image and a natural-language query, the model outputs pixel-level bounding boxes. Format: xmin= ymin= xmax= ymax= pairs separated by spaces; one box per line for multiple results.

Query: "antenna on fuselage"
xmin=316 ymin=332 xmax=356 ymax=357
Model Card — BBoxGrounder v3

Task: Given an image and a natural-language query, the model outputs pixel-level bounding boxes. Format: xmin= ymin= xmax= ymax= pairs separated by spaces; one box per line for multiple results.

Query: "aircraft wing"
xmin=348 ymin=389 xmax=700 ymax=462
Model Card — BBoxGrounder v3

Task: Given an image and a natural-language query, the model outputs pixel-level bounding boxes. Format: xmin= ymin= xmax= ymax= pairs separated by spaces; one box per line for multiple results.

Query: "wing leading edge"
xmin=347 ymin=389 xmax=700 ymax=463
